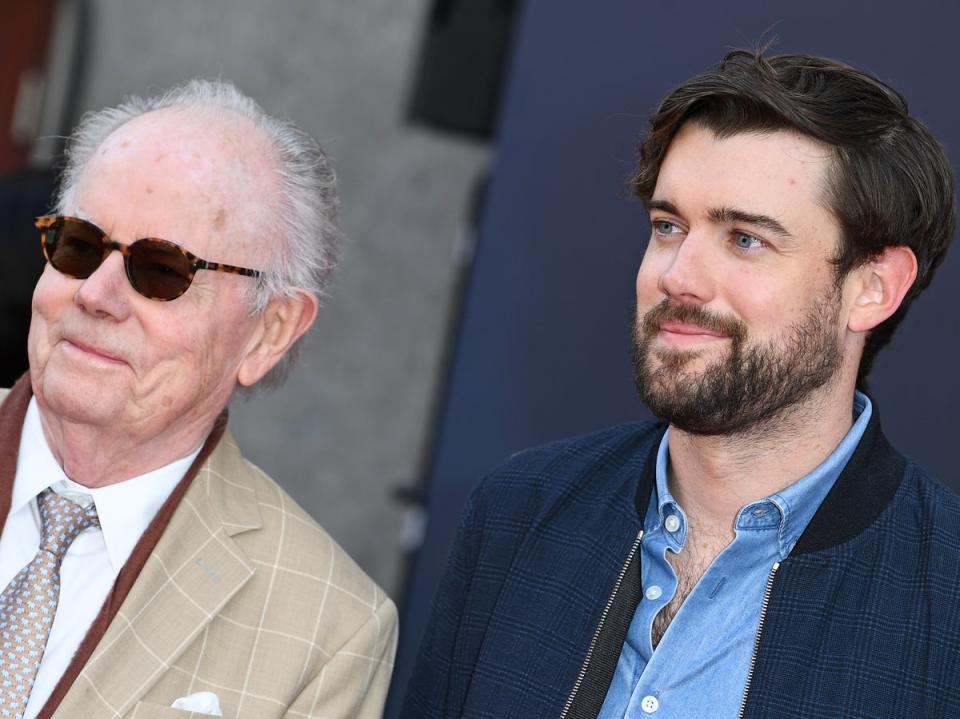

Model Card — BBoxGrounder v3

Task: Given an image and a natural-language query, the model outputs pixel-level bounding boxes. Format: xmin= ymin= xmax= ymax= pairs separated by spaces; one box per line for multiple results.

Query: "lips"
xmin=63 ymin=337 xmax=128 ymax=365
xmin=640 ymin=299 xmax=747 ymax=347
xmin=658 ymin=321 xmax=728 ymax=338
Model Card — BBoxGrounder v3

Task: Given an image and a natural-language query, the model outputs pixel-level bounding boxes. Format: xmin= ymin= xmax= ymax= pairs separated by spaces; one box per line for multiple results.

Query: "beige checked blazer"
xmin=42 ymin=426 xmax=398 ymax=718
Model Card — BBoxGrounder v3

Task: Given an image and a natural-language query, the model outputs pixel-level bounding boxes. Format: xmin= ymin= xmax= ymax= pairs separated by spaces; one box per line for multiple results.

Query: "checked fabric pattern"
xmin=0 ymin=489 xmax=98 ymax=718
xmin=0 ymin=380 xmax=397 ymax=718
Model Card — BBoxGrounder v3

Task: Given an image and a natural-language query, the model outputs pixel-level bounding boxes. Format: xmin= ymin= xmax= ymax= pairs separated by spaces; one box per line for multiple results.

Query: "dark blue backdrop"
xmin=387 ymin=1 xmax=960 ymax=712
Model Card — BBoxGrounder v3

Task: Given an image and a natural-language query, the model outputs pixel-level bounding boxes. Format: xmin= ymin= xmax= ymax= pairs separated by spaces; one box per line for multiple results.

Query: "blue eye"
xmin=733 ymin=233 xmax=763 ymax=250
xmin=653 ymin=220 xmax=681 ymax=235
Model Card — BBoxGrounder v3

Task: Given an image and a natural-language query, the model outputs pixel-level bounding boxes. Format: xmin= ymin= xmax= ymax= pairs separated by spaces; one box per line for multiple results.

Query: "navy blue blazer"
xmin=401 ymin=406 xmax=960 ymax=718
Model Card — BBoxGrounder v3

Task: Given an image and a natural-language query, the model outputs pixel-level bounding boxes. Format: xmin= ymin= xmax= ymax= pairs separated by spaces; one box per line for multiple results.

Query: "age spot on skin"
xmin=213 ymin=208 xmax=227 ymax=231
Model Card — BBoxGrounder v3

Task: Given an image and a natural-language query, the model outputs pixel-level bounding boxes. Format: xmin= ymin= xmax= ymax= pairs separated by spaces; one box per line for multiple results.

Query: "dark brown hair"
xmin=633 ymin=49 xmax=956 ymax=386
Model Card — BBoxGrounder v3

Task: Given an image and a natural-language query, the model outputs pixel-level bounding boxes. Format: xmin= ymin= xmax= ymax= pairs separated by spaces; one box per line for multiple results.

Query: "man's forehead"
xmin=95 ymin=108 xmax=269 ymax=172
xmin=73 ymin=108 xmax=279 ymax=259
xmin=653 ymin=125 xmax=834 ymax=218
xmin=665 ymin=123 xmax=829 ymax=187
xmin=85 ymin=109 xmax=274 ymax=191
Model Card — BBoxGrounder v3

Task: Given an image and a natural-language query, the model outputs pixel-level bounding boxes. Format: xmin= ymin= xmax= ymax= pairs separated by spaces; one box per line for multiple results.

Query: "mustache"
xmin=640 ymin=300 xmax=747 ymax=343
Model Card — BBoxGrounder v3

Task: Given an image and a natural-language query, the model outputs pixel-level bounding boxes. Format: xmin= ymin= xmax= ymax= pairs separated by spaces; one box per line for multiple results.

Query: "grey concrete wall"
xmin=67 ymin=0 xmax=487 ymax=595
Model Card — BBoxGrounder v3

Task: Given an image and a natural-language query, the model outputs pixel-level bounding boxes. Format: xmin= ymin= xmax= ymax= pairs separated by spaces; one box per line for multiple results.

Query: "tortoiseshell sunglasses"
xmin=36 ymin=215 xmax=263 ymax=301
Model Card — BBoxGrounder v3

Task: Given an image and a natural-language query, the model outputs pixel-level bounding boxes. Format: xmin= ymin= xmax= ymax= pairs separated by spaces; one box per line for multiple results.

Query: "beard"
xmin=632 ymin=290 xmax=844 ymax=436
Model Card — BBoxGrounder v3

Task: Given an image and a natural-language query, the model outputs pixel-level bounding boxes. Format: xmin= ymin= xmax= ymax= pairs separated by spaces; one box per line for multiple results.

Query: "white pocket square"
xmin=170 ymin=691 xmax=223 ymax=716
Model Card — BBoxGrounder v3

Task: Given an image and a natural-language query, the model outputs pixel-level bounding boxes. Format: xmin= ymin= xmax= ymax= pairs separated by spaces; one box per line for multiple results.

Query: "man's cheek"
xmin=26 ymin=313 xmax=52 ymax=372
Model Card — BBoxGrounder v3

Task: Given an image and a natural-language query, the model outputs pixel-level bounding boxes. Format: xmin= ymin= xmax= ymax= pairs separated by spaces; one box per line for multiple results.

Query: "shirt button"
xmin=645 ymin=585 xmax=663 ymax=601
xmin=641 ymin=695 xmax=659 ymax=713
xmin=664 ymin=515 xmax=680 ymax=533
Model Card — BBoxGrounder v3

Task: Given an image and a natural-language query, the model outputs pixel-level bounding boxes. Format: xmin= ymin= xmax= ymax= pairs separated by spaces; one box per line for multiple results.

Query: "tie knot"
xmin=37 ymin=489 xmax=100 ymax=562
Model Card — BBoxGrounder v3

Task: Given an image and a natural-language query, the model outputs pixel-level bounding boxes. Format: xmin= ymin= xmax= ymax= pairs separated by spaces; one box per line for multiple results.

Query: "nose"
xmin=654 ymin=232 xmax=715 ymax=305
xmin=73 ymin=250 xmax=133 ymax=320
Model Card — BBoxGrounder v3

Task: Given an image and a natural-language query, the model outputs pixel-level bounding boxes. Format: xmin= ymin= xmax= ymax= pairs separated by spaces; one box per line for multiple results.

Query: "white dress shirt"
xmin=0 ymin=398 xmax=201 ymax=719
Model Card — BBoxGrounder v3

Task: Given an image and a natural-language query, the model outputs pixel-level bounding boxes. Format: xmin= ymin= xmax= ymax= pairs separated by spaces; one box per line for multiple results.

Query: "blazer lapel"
xmin=54 ymin=432 xmax=262 ymax=718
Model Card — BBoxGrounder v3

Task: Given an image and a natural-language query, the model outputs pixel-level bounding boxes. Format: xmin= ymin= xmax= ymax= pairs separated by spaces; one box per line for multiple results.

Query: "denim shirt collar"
xmin=652 ymin=391 xmax=873 ymax=559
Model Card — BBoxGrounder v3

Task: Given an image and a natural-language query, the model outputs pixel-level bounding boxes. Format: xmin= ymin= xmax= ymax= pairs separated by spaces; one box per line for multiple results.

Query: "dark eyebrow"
xmin=647 ymin=198 xmax=796 ymax=241
xmin=709 ymin=206 xmax=793 ymax=240
xmin=646 ymin=199 xmax=680 ymax=216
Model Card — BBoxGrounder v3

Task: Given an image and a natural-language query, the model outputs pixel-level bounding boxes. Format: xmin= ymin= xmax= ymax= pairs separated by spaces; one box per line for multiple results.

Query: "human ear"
xmin=847 ymin=246 xmax=918 ymax=333
xmin=237 ymin=289 xmax=319 ymax=387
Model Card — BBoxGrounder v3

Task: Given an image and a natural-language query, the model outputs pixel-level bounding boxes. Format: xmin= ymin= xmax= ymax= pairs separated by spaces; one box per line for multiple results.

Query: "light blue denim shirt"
xmin=598 ymin=392 xmax=872 ymax=718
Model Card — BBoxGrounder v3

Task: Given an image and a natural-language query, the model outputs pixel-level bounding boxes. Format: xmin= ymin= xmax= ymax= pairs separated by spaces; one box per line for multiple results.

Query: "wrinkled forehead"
xmin=73 ymin=108 xmax=280 ymax=261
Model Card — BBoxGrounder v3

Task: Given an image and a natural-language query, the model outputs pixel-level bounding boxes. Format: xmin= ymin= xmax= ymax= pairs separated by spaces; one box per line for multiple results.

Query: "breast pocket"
xmin=126 ymin=701 xmax=212 ymax=718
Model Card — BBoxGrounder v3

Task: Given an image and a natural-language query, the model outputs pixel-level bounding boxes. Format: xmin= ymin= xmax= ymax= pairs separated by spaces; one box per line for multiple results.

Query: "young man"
xmin=402 ymin=50 xmax=960 ymax=718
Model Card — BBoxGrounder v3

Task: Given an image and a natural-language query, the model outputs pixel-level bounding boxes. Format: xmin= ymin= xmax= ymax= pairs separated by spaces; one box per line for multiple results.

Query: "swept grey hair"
xmin=55 ymin=78 xmax=342 ymax=385
xmin=55 ymin=78 xmax=343 ymax=385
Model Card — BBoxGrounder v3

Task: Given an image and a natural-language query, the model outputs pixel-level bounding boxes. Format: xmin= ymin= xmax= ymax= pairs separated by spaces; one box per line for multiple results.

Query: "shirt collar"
xmin=652 ymin=391 xmax=873 ymax=559
xmin=651 ymin=434 xmax=687 ymax=549
xmin=767 ymin=391 xmax=872 ymax=557
xmin=12 ymin=398 xmax=68 ymax=515
xmin=14 ymin=397 xmax=201 ymax=572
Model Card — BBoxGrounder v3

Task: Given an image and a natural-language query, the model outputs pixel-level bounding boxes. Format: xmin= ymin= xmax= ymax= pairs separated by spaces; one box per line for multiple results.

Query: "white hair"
xmin=56 ymin=79 xmax=342 ymax=384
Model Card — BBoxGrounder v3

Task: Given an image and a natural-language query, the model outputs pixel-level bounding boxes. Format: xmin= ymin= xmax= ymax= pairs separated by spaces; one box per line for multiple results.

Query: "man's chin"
xmin=634 ymin=352 xmax=743 ymax=434
xmin=643 ymin=344 xmax=724 ymax=384
xmin=33 ymin=370 xmax=123 ymax=426
xmin=635 ymin=385 xmax=749 ymax=435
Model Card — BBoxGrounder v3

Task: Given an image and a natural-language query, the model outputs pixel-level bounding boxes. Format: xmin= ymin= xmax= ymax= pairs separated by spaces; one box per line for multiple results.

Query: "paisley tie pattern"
xmin=0 ymin=489 xmax=99 ymax=718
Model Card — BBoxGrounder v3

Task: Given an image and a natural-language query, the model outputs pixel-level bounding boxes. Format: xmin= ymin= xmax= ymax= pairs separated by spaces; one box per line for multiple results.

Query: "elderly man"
xmin=402 ymin=51 xmax=960 ymax=718
xmin=0 ymin=81 xmax=396 ymax=718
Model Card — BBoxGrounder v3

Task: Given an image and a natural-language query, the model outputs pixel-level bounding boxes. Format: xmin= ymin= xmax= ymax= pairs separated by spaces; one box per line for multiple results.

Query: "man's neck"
xmin=35 ymin=404 xmax=214 ymax=488
xmin=666 ymin=380 xmax=857 ymax=543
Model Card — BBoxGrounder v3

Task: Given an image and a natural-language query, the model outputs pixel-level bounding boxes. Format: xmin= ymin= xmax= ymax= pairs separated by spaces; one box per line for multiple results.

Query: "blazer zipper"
xmin=559 ymin=528 xmax=644 ymax=719
xmin=737 ymin=561 xmax=781 ymax=719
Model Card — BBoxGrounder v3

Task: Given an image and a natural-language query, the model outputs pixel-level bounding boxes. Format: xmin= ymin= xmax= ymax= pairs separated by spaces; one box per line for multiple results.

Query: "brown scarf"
xmin=0 ymin=375 xmax=227 ymax=719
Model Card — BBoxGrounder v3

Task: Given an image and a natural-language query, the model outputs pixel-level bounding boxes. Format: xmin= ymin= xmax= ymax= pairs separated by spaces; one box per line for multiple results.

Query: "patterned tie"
xmin=0 ymin=489 xmax=99 ymax=718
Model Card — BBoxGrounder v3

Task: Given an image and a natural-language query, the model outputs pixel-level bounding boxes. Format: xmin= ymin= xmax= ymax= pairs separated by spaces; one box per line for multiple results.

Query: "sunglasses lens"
xmin=128 ymin=240 xmax=193 ymax=300
xmin=47 ymin=220 xmax=105 ymax=279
